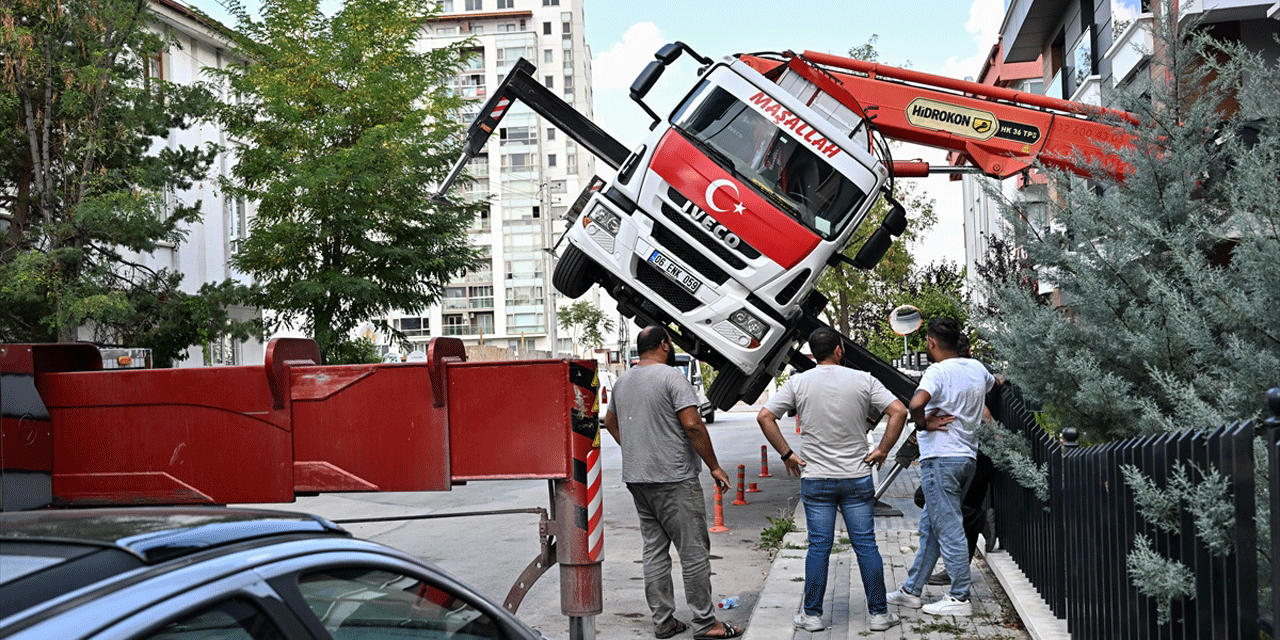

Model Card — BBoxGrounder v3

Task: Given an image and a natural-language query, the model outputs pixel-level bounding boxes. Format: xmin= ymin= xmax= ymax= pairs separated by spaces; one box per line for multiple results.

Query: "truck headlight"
xmin=584 ymin=204 xmax=622 ymax=236
xmin=729 ymin=308 xmax=768 ymax=341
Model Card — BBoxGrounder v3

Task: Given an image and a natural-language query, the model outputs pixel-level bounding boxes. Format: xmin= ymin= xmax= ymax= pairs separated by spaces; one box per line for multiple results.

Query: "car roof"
xmin=1 ymin=507 xmax=346 ymax=562
xmin=0 ymin=507 xmax=351 ymax=624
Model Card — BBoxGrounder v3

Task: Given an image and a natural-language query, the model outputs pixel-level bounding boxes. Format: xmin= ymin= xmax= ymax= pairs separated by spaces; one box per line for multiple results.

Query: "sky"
xmin=185 ymin=0 xmax=1010 ymax=265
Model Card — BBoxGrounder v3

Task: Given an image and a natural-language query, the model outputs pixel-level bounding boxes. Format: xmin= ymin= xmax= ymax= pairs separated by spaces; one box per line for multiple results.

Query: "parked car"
xmin=0 ymin=507 xmax=546 ymax=640
xmin=674 ymin=354 xmax=715 ymax=423
xmin=619 ymin=355 xmax=715 ymax=423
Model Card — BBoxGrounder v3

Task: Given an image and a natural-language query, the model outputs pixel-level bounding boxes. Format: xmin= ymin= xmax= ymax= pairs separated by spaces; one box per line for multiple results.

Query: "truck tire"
xmin=703 ymin=408 xmax=715 ymax=424
xmin=553 ymin=244 xmax=594 ymax=298
xmin=707 ymin=365 xmax=746 ymax=412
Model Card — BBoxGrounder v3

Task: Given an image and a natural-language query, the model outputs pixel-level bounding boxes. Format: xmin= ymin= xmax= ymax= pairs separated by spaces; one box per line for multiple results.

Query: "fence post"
xmin=1266 ymin=388 xmax=1279 ymax=637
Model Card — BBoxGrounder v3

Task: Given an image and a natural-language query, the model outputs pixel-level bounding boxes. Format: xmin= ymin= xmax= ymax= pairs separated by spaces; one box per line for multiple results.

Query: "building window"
xmin=544 ymin=49 xmax=553 ymax=63
xmin=435 ymin=25 xmax=457 ymax=36
xmin=228 ymin=196 xmax=247 ymax=253
xmin=543 ymin=22 xmax=551 ymax=35
xmin=438 ymin=0 xmax=453 ymax=11
xmin=547 ymin=153 xmax=557 ymax=167
xmin=562 ymin=20 xmax=570 ymax=34
xmin=495 ymin=45 xmax=534 ymax=71
xmin=544 ymin=75 xmax=554 ymax=88
xmin=1068 ymin=26 xmax=1094 ymax=92
xmin=395 ymin=316 xmax=430 ymax=337
xmin=499 ymin=126 xmax=536 ymax=144
xmin=499 ymin=23 xmax=516 ymax=32
xmin=464 ymin=0 xmax=482 ymax=10
xmin=542 ymin=0 xmax=559 ymax=5
xmin=546 ymin=127 xmax=555 ymax=140
xmin=507 ymin=312 xmax=546 ymax=333
xmin=467 ymin=23 xmax=484 ymax=34
xmin=497 ymin=0 xmax=513 ymax=7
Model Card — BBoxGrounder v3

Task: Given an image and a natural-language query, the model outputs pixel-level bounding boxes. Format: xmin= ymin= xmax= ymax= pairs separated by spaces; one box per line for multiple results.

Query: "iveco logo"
xmin=680 ymin=199 xmax=744 ymax=249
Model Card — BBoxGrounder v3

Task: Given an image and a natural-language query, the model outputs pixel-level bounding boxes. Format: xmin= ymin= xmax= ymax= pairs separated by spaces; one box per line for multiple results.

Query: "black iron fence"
xmin=988 ymin=385 xmax=1280 ymax=640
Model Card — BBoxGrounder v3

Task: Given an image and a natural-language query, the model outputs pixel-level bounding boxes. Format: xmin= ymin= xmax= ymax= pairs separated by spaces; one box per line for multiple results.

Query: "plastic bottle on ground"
xmin=717 ymin=596 xmax=740 ymax=609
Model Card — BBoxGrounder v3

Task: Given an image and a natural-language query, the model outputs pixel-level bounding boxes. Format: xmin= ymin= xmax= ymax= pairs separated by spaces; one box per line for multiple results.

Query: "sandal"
xmin=694 ymin=621 xmax=744 ymax=639
xmin=655 ymin=619 xmax=688 ymax=639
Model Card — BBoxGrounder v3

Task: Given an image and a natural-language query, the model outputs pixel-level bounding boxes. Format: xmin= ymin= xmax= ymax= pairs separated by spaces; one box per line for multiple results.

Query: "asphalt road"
xmin=247 ymin=406 xmax=809 ymax=640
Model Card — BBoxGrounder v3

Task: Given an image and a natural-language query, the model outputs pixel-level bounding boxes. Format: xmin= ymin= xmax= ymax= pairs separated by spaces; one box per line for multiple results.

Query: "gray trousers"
xmin=627 ymin=476 xmax=716 ymax=634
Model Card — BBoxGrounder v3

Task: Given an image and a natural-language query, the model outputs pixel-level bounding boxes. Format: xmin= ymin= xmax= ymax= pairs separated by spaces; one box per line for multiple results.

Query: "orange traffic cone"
xmin=710 ymin=486 xmax=729 ymax=532
xmin=732 ymin=464 xmax=748 ymax=505
xmin=759 ymin=445 xmax=772 ymax=477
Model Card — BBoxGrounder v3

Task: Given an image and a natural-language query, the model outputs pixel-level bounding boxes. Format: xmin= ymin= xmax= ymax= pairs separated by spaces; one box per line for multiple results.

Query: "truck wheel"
xmin=553 ymin=244 xmax=594 ymax=298
xmin=707 ymin=365 xmax=746 ymax=412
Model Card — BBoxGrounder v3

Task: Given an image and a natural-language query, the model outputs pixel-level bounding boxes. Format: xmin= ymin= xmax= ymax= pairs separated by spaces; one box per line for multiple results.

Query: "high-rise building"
xmin=381 ymin=0 xmax=606 ymax=360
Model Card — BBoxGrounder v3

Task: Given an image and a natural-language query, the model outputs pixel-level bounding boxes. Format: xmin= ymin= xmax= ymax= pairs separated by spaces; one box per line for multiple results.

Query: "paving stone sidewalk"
xmin=738 ymin=459 xmax=1044 ymax=640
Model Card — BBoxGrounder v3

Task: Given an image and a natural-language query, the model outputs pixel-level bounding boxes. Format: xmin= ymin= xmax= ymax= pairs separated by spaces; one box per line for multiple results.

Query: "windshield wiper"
xmin=749 ymin=178 xmax=803 ymax=220
xmin=679 ymin=132 xmax=736 ymax=173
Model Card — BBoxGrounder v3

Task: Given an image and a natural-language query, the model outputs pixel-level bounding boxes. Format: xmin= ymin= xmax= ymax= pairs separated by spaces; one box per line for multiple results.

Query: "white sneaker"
xmin=885 ymin=589 xmax=922 ymax=609
xmin=923 ymin=594 xmax=973 ymax=616
xmin=793 ymin=613 xmax=824 ymax=632
xmin=868 ymin=612 xmax=901 ymax=630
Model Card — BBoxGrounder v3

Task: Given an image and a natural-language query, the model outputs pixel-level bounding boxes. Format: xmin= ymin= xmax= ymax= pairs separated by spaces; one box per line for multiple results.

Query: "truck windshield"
xmin=672 ymin=83 xmax=867 ymax=240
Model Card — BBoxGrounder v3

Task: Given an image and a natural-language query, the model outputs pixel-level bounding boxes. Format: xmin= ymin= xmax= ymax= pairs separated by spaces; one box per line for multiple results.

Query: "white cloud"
xmin=937 ymin=0 xmax=1006 ymax=80
xmin=592 ymin=22 xmax=668 ymax=90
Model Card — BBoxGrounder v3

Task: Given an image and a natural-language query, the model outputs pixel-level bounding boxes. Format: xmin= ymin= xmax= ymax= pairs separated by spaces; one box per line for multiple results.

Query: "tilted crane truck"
xmin=435 ymin=43 xmax=1134 ymax=410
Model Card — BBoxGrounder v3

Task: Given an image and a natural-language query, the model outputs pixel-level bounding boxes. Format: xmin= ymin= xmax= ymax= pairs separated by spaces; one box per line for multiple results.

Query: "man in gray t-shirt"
xmin=758 ymin=327 xmax=907 ymax=633
xmin=604 ymin=326 xmax=739 ymax=640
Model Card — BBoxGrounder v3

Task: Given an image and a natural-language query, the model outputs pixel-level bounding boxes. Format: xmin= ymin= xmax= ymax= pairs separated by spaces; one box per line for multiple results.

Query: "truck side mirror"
xmin=847 ymin=194 xmax=910 ymax=269
xmin=630 ymin=61 xmax=664 ymax=101
xmin=851 ymin=227 xmax=894 ymax=269
xmin=654 ymin=43 xmax=683 ymax=65
xmin=630 ymin=61 xmax=665 ymax=129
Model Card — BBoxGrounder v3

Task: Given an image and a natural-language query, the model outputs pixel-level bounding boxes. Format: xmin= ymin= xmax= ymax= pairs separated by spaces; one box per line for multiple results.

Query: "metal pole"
xmin=569 ymin=615 xmax=596 ymax=640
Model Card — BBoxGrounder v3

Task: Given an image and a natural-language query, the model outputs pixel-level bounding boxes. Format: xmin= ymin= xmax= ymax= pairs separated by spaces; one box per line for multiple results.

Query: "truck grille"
xmin=658 ymin=203 xmax=750 ymax=270
xmin=635 ymin=260 xmax=701 ymax=312
xmin=651 ymin=225 xmax=729 ymax=285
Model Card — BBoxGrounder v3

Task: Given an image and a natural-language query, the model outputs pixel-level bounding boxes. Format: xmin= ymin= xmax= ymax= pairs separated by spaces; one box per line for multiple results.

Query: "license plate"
xmin=648 ymin=250 xmax=702 ymax=294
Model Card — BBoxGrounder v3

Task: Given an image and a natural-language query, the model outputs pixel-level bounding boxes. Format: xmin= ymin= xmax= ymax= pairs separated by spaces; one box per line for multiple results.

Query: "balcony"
xmin=443 ymin=324 xmax=484 ymax=336
xmin=1105 ymin=15 xmax=1153 ymax=86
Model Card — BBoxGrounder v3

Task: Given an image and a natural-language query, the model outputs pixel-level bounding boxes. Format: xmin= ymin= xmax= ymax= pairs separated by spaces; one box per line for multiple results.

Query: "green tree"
xmin=816 ymin=38 xmax=938 ymax=342
xmin=976 ymin=14 xmax=1276 ymax=620
xmin=0 ymin=0 xmax=254 ymax=365
xmin=557 ymin=300 xmax=614 ymax=357
xmin=978 ymin=18 xmax=1280 ymax=442
xmin=212 ymin=0 xmax=482 ymax=364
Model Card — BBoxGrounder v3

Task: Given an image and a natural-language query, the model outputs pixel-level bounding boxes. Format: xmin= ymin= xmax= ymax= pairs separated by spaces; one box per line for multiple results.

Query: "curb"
xmin=982 ymin=549 xmax=1072 ymax=640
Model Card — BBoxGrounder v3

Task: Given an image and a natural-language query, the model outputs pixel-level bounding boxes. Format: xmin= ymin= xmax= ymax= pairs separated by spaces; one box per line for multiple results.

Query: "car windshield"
xmin=672 ymin=82 xmax=868 ymax=240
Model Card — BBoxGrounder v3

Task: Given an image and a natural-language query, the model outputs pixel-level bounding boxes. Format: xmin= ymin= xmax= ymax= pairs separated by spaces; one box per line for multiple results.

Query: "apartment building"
xmin=386 ymin=0 xmax=606 ymax=359
xmin=142 ymin=0 xmax=266 ymax=367
xmin=958 ymin=0 xmax=1280 ymax=296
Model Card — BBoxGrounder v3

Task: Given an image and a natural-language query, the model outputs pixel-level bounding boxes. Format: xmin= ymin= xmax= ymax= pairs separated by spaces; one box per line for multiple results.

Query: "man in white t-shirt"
xmin=887 ymin=317 xmax=995 ymax=617
xmin=757 ymin=327 xmax=908 ymax=633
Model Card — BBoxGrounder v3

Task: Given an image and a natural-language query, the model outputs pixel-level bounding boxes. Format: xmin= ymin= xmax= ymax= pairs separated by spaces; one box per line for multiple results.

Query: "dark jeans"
xmin=801 ymin=476 xmax=886 ymax=616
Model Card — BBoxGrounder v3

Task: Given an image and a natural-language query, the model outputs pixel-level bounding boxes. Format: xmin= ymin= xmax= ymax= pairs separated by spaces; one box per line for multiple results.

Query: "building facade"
xmin=143 ymin=0 xmax=265 ymax=367
xmin=384 ymin=0 xmax=608 ymax=360
xmin=958 ymin=0 xmax=1280 ymax=297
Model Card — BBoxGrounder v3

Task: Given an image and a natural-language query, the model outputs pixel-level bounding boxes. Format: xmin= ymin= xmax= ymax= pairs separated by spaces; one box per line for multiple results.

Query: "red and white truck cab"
xmin=556 ymin=52 xmax=889 ymax=406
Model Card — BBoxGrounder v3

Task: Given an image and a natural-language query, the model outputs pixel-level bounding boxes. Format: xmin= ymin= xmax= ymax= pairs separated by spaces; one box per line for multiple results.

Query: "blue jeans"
xmin=801 ymin=476 xmax=886 ymax=616
xmin=903 ymin=456 xmax=976 ymax=600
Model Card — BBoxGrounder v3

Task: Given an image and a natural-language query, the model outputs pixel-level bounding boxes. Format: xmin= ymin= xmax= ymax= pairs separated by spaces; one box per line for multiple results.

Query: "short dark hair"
xmin=808 ymin=327 xmax=842 ymax=362
xmin=637 ymin=325 xmax=669 ymax=355
xmin=927 ymin=317 xmax=962 ymax=353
